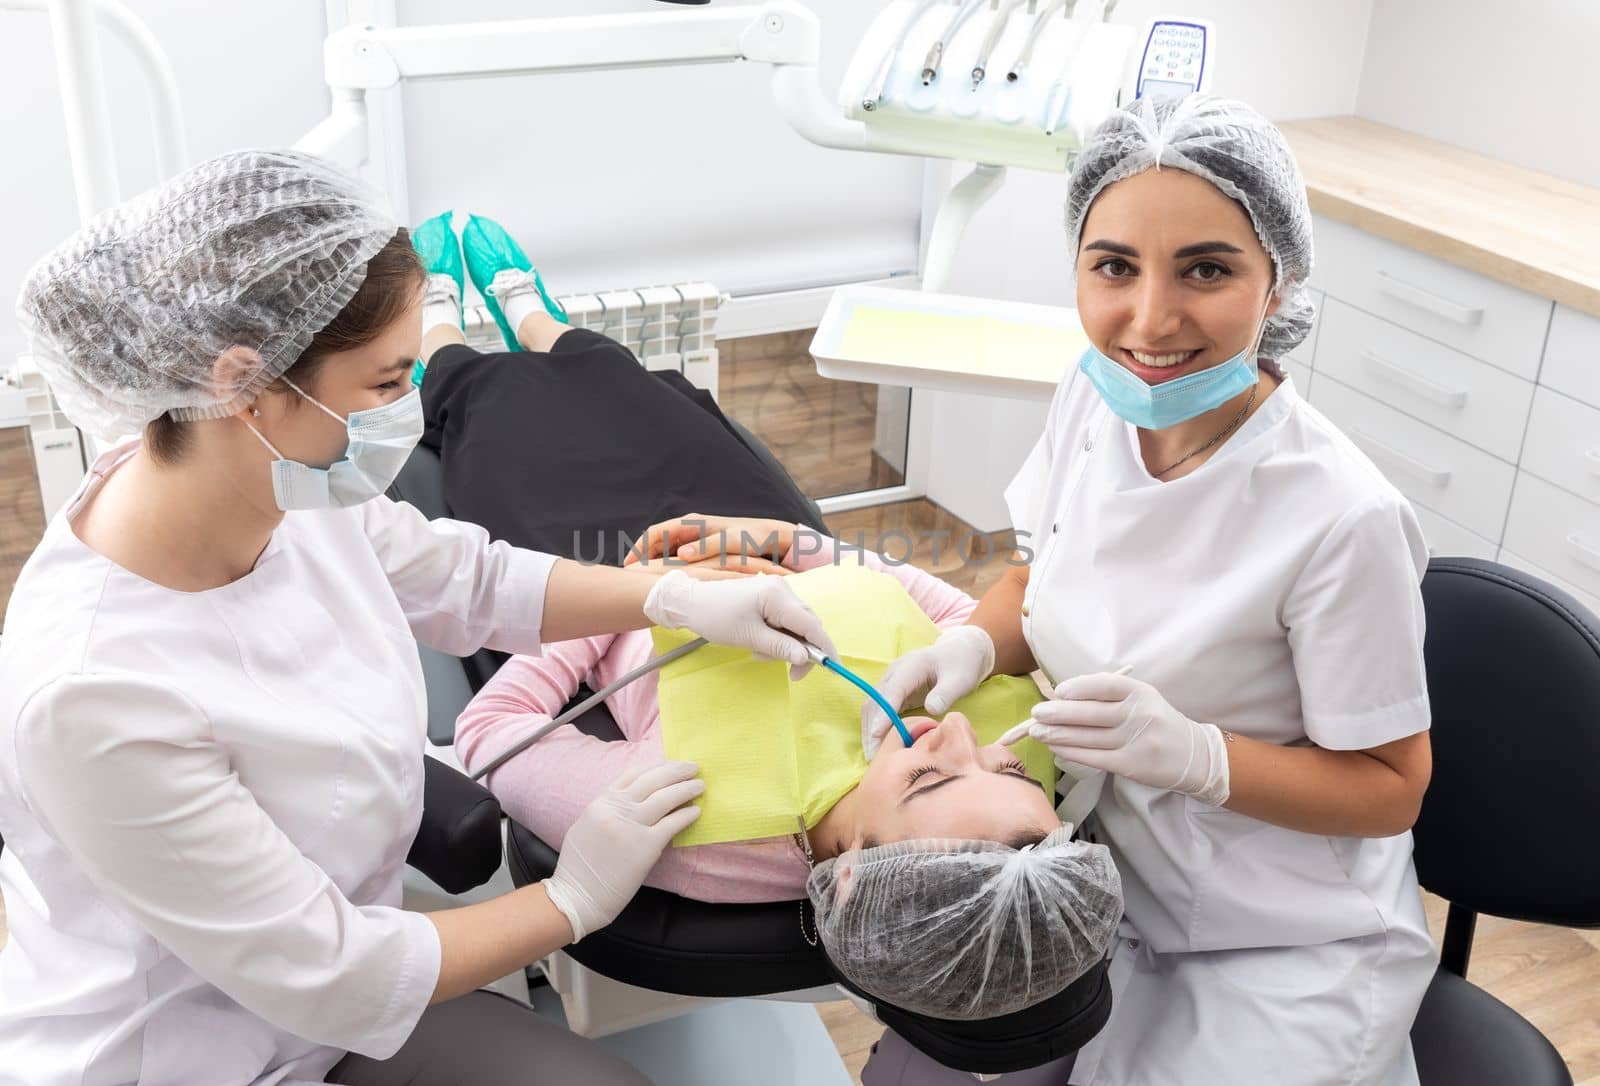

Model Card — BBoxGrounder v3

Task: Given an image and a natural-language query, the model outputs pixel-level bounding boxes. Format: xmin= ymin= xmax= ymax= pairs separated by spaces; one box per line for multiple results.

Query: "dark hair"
xmin=146 ymin=228 xmax=423 ymax=464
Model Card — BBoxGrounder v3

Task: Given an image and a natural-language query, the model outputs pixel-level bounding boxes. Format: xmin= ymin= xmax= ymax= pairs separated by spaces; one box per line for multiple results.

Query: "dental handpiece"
xmin=923 ymin=0 xmax=988 ymax=85
xmin=1006 ymin=0 xmax=1068 ymax=82
xmin=971 ymin=0 xmax=1024 ymax=87
xmin=863 ymin=0 xmax=941 ymax=110
xmin=805 ymin=644 xmax=917 ymax=748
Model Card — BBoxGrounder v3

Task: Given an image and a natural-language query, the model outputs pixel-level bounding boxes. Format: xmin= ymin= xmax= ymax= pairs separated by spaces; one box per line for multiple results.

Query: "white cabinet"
xmin=1540 ymin=305 xmax=1600 ymax=410
xmin=1519 ymin=388 xmax=1600 ymax=507
xmin=1301 ymin=214 xmax=1600 ymax=589
xmin=1312 ymin=217 xmax=1553 ymax=380
xmin=1313 ymin=299 xmax=1534 ymax=462
xmin=1411 ymin=503 xmax=1497 ymax=560
xmin=1503 ymin=475 xmax=1600 ymax=601
xmin=1310 ymin=375 xmax=1515 ymax=540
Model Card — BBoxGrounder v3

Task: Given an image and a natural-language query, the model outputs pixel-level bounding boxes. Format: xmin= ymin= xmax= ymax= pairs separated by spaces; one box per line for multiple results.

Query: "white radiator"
xmin=462 ymin=281 xmax=723 ymax=399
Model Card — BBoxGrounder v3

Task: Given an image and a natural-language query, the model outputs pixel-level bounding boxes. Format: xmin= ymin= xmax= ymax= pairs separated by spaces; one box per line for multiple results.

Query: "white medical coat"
xmin=1006 ymin=371 xmax=1437 ymax=1085
xmin=0 ymin=442 xmax=555 ymax=1086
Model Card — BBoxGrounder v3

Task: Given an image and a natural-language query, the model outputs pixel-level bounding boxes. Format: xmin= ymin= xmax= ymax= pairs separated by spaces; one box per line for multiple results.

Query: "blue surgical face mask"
xmin=1079 ymin=299 xmax=1271 ymax=430
xmin=244 ymin=378 xmax=423 ymax=511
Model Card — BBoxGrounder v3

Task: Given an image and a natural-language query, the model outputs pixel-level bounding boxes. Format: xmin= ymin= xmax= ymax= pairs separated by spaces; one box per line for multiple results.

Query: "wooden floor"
xmin=0 ymin=427 xmax=47 ymax=621
xmin=0 ymin=333 xmax=1594 ymax=1082
xmin=718 ymin=330 xmax=906 ymax=500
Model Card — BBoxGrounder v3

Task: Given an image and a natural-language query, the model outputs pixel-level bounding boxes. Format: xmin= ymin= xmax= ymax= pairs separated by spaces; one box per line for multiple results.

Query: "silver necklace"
xmin=1150 ymin=384 xmax=1258 ymax=478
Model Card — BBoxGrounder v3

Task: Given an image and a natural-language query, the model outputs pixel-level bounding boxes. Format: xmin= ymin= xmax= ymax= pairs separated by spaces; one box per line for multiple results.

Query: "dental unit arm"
xmin=297 ymin=0 xmax=1214 ymax=296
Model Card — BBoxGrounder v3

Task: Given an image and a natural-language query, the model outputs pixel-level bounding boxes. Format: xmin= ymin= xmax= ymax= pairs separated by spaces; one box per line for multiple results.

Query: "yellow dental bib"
xmin=653 ymin=565 xmax=1056 ymax=846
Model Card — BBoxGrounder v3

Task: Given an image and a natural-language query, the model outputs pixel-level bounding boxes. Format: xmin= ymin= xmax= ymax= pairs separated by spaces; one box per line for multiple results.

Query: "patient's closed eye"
xmin=903 ymin=758 xmax=1033 ymax=796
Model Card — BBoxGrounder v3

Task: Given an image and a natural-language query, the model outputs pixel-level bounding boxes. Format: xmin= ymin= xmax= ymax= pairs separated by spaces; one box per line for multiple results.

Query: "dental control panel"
xmin=1134 ymin=20 xmax=1212 ymax=101
xmin=837 ymin=0 xmax=1218 ymax=171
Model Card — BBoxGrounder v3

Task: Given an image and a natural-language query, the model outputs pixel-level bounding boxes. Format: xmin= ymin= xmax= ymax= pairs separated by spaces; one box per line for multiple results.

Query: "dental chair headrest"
xmin=821 ymin=949 xmax=1112 ymax=1075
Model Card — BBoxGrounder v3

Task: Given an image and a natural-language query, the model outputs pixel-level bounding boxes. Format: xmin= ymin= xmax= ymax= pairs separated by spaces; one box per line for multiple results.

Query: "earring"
xmin=251 ymin=407 xmax=261 ymax=417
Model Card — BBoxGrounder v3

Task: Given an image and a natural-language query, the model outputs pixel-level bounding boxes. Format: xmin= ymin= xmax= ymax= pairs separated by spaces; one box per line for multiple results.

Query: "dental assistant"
xmin=0 ymin=151 xmax=836 ymax=1086
xmin=867 ymin=96 xmax=1436 ymax=1085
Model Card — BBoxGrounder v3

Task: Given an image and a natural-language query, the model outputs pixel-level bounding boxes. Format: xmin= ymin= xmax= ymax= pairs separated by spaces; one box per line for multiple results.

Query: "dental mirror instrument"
xmin=804 ymin=643 xmax=917 ymax=748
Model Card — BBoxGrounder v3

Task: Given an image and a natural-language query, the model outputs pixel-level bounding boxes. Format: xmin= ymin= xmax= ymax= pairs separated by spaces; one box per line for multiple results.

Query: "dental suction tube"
xmin=470 ymin=636 xmax=709 ymax=782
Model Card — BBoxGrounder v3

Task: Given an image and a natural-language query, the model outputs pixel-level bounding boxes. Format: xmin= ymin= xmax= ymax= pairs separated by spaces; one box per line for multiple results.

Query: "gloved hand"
xmin=999 ymin=673 xmax=1231 ymax=806
xmin=644 ymin=568 xmax=836 ymax=680
xmin=861 ymin=626 xmax=995 ymax=757
xmin=542 ymin=761 xmax=705 ymax=942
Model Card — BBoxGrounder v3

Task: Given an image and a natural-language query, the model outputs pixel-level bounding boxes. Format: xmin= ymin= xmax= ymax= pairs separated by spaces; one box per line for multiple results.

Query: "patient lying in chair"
xmin=456 ymin=520 xmax=1121 ymax=1021
xmin=411 ymin=268 xmax=1118 ymax=1022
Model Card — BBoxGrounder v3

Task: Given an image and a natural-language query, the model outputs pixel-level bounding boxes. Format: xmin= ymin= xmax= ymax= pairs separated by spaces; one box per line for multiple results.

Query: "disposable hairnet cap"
xmin=1065 ymin=94 xmax=1316 ymax=361
xmin=16 ymin=149 xmax=398 ymax=442
xmin=806 ymin=827 xmax=1122 ymax=1021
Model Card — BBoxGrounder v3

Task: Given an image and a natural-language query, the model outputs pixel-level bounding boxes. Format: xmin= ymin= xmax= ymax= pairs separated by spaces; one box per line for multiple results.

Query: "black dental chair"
xmin=1407 ymin=558 xmax=1600 ymax=1086
xmin=389 ymin=408 xmax=1114 ymax=1077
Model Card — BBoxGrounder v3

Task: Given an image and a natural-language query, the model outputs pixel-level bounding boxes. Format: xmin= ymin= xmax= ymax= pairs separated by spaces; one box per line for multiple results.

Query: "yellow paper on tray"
xmin=835 ymin=305 xmax=1089 ymax=386
xmin=654 ymin=565 xmax=1055 ymax=846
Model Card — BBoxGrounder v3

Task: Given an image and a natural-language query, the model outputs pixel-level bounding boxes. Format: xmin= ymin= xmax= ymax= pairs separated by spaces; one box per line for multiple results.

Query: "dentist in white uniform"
xmin=0 ymin=150 xmax=836 ymax=1086
xmin=867 ymin=97 xmax=1437 ymax=1085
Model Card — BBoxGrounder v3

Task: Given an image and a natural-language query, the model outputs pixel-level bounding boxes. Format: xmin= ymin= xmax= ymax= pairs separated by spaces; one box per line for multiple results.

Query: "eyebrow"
xmin=381 ymin=358 xmax=413 ymax=375
xmin=1083 ymin=240 xmax=1245 ymax=259
xmin=900 ymin=768 xmax=1039 ymax=807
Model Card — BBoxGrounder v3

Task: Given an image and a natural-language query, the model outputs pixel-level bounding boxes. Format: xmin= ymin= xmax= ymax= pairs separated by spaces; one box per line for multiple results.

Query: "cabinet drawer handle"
xmin=1350 ymin=429 xmax=1452 ymax=488
xmin=1360 ymin=350 xmax=1468 ymax=409
xmin=1375 ymin=271 xmax=1485 ymax=327
xmin=1585 ymin=448 xmax=1600 ymax=477
xmin=1569 ymin=533 xmax=1600 ymax=573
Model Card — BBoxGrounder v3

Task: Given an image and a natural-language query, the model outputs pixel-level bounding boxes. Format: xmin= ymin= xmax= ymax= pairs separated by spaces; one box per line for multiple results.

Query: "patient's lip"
xmin=906 ymin=718 xmax=940 ymax=744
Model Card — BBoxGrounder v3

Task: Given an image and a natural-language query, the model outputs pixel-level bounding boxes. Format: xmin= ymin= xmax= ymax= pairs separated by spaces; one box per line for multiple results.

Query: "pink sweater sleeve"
xmin=454 ymin=631 xmax=810 ymax=904
xmin=784 ymin=528 xmax=978 ymax=628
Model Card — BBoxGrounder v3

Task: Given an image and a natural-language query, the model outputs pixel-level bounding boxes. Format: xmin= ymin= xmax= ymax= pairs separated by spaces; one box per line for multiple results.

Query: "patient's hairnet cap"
xmin=16 ymin=149 xmax=398 ymax=441
xmin=1065 ymin=94 xmax=1315 ymax=361
xmin=806 ymin=828 xmax=1122 ymax=1021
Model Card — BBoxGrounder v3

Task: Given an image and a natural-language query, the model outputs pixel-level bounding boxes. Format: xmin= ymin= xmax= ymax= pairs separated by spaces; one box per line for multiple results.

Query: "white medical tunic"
xmin=0 ymin=442 xmax=555 ymax=1086
xmin=1006 ymin=370 xmax=1437 ymax=1086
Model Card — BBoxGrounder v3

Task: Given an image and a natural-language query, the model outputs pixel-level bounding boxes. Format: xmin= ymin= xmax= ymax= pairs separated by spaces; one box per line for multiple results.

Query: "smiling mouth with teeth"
xmin=1126 ymin=349 xmax=1202 ymax=367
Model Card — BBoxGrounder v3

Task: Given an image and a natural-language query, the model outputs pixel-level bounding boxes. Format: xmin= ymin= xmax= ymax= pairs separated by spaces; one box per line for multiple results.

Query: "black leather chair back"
xmin=1414 ymin=558 xmax=1600 ymax=931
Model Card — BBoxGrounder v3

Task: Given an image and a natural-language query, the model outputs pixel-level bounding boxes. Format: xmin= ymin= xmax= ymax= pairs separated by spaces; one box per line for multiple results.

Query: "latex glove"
xmin=644 ymin=568 xmax=836 ymax=680
xmin=542 ymin=761 xmax=705 ymax=942
xmin=861 ymin=626 xmax=995 ymax=757
xmin=998 ymin=673 xmax=1230 ymax=806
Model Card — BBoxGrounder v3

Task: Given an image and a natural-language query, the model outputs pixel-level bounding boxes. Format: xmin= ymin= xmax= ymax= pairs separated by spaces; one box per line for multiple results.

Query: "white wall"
xmin=1357 ymin=0 xmax=1599 ymax=189
xmin=0 ymin=3 xmax=330 ymax=370
xmin=922 ymin=0 xmax=1378 ymax=531
xmin=396 ymin=0 xmax=925 ymax=297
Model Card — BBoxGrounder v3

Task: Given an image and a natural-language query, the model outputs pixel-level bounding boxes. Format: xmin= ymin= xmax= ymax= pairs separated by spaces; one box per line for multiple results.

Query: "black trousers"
xmin=418 ymin=330 xmax=827 ymax=690
xmin=420 ymin=330 xmax=824 ymax=566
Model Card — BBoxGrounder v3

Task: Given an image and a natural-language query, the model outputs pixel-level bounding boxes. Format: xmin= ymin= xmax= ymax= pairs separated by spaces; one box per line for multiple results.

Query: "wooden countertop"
xmin=1278 ymin=116 xmax=1600 ymax=318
